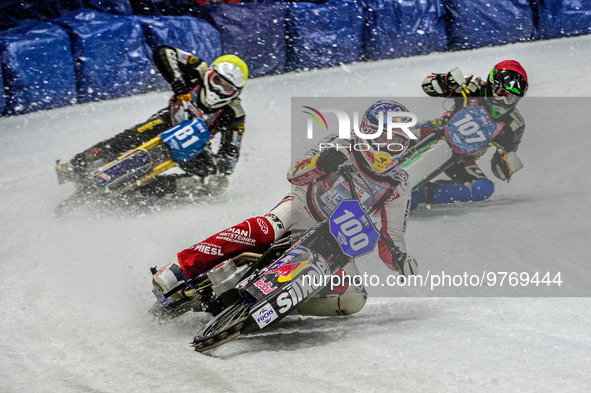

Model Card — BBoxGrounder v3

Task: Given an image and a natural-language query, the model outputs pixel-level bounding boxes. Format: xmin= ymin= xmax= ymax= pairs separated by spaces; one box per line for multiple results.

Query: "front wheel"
xmin=192 ymin=299 xmax=255 ymax=352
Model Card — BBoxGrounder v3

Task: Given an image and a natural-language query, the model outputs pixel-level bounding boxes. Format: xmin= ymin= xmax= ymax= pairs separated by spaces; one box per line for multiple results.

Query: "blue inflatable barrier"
xmin=286 ymin=0 xmax=363 ymax=71
xmin=0 ymin=64 xmax=5 ymax=114
xmin=53 ymin=10 xmax=153 ymax=103
xmin=0 ymin=22 xmax=76 ymax=115
xmin=442 ymin=0 xmax=535 ymax=50
xmin=195 ymin=3 xmax=287 ymax=77
xmin=134 ymin=15 xmax=222 ymax=90
xmin=361 ymin=0 xmax=447 ymax=60
xmin=536 ymin=0 xmax=591 ymax=39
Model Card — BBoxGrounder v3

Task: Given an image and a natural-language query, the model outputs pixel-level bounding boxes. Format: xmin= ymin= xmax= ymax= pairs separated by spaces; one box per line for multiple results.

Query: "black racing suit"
xmin=71 ymin=46 xmax=245 ymax=196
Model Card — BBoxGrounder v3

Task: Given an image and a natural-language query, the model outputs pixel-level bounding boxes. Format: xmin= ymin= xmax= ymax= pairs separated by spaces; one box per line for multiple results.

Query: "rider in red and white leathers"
xmin=153 ymin=100 xmax=418 ymax=316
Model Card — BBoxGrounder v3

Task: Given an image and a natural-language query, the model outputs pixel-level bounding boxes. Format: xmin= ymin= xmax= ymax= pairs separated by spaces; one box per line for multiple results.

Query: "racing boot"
xmin=55 ymin=160 xmax=75 ymax=184
xmin=152 ymin=261 xmax=189 ymax=298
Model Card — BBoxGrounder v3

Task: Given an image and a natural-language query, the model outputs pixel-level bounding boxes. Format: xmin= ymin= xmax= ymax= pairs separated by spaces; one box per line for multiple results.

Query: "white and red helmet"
xmin=356 ymin=100 xmax=413 ymax=174
xmin=202 ymin=54 xmax=248 ymax=108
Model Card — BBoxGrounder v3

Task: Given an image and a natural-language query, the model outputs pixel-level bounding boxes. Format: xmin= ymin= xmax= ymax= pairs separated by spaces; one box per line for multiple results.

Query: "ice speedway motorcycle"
xmin=55 ymin=93 xmax=214 ymax=210
xmin=149 ymin=164 xmax=404 ymax=353
xmin=400 ymin=69 xmax=523 ymax=194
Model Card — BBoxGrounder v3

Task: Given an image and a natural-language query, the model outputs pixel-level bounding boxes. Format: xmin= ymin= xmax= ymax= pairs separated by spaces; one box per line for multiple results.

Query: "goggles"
xmin=208 ymin=70 xmax=239 ymax=97
xmin=491 ymin=84 xmax=521 ymax=105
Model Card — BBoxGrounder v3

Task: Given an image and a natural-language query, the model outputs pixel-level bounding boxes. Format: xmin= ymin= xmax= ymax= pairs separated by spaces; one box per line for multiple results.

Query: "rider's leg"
xmin=69 ymin=108 xmax=171 ymax=177
xmin=297 ymin=260 xmax=368 ymax=316
xmin=154 ymin=191 xmax=316 ymax=294
xmin=411 ymin=161 xmax=494 ymax=208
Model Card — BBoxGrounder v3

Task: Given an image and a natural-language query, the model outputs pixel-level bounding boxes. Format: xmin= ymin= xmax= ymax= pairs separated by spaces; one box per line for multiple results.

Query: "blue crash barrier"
xmin=0 ymin=22 xmax=76 ymax=115
xmin=442 ymin=0 xmax=535 ymax=50
xmin=2 ymin=0 xmax=591 ymax=116
xmin=134 ymin=15 xmax=222 ymax=90
xmin=286 ymin=0 xmax=363 ymax=71
xmin=0 ymin=0 xmax=134 ymax=32
xmin=53 ymin=10 xmax=153 ymax=103
xmin=536 ymin=0 xmax=591 ymax=39
xmin=0 ymin=63 xmax=5 ymax=114
xmin=362 ymin=0 xmax=447 ymax=60
xmin=195 ymin=3 xmax=287 ymax=77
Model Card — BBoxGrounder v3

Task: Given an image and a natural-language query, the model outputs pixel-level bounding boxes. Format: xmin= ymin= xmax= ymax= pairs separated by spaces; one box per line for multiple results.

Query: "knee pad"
xmin=297 ymin=292 xmax=368 ymax=316
xmin=410 ymin=187 xmax=426 ymax=210
xmin=431 ymin=183 xmax=471 ymax=204
xmin=470 ymin=179 xmax=494 ymax=201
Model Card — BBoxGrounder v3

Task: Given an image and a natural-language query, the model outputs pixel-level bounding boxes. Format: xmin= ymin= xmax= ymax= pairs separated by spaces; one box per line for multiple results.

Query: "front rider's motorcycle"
xmin=149 ymin=163 xmax=401 ymax=353
xmin=55 ymin=92 xmax=213 ymax=210
xmin=400 ymin=69 xmax=523 ymax=192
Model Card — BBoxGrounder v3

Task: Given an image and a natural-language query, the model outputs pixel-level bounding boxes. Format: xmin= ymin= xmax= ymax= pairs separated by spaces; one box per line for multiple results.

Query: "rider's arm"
xmin=287 ymin=133 xmax=348 ymax=186
xmin=214 ymin=101 xmax=246 ymax=176
xmin=153 ymin=45 xmax=208 ymax=92
xmin=374 ymin=188 xmax=417 ymax=276
xmin=422 ymin=72 xmax=482 ymax=98
xmin=489 ymin=109 xmax=526 ymax=181
xmin=491 ymin=109 xmax=526 ymax=153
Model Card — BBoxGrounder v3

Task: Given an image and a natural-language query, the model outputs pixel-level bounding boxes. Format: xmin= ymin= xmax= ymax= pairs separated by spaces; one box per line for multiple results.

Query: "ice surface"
xmin=1 ymin=35 xmax=590 ymax=392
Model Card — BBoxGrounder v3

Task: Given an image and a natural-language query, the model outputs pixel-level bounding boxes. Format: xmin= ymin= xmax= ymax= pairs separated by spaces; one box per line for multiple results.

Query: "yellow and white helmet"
xmin=202 ymin=54 xmax=248 ymax=108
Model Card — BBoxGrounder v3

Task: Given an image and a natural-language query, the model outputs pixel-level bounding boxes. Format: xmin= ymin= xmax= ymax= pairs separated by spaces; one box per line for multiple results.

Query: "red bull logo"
xmin=266 ymin=259 xmax=309 ymax=283
xmin=293 ymin=157 xmax=317 ymax=175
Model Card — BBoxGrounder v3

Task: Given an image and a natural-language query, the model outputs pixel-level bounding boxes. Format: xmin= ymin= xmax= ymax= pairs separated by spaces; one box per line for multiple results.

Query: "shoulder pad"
xmin=226 ymin=98 xmax=245 ymax=118
xmin=508 ymin=108 xmax=525 ymax=129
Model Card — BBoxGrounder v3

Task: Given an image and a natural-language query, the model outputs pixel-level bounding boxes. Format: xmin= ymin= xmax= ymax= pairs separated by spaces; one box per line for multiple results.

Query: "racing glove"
xmin=491 ymin=150 xmax=523 ymax=182
xmin=394 ymin=253 xmax=419 ymax=277
xmin=422 ymin=69 xmax=480 ymax=96
xmin=316 ymin=149 xmax=347 ymax=173
xmin=171 ymin=78 xmax=188 ymax=97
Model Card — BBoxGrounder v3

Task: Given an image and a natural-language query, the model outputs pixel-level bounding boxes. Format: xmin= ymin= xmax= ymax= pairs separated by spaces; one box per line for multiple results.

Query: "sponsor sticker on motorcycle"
xmin=263 ymin=247 xmax=309 ymax=283
xmin=251 ymin=303 xmax=278 ymax=329
xmin=253 ymin=277 xmax=277 ymax=295
xmin=275 ymin=257 xmax=331 ymax=314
